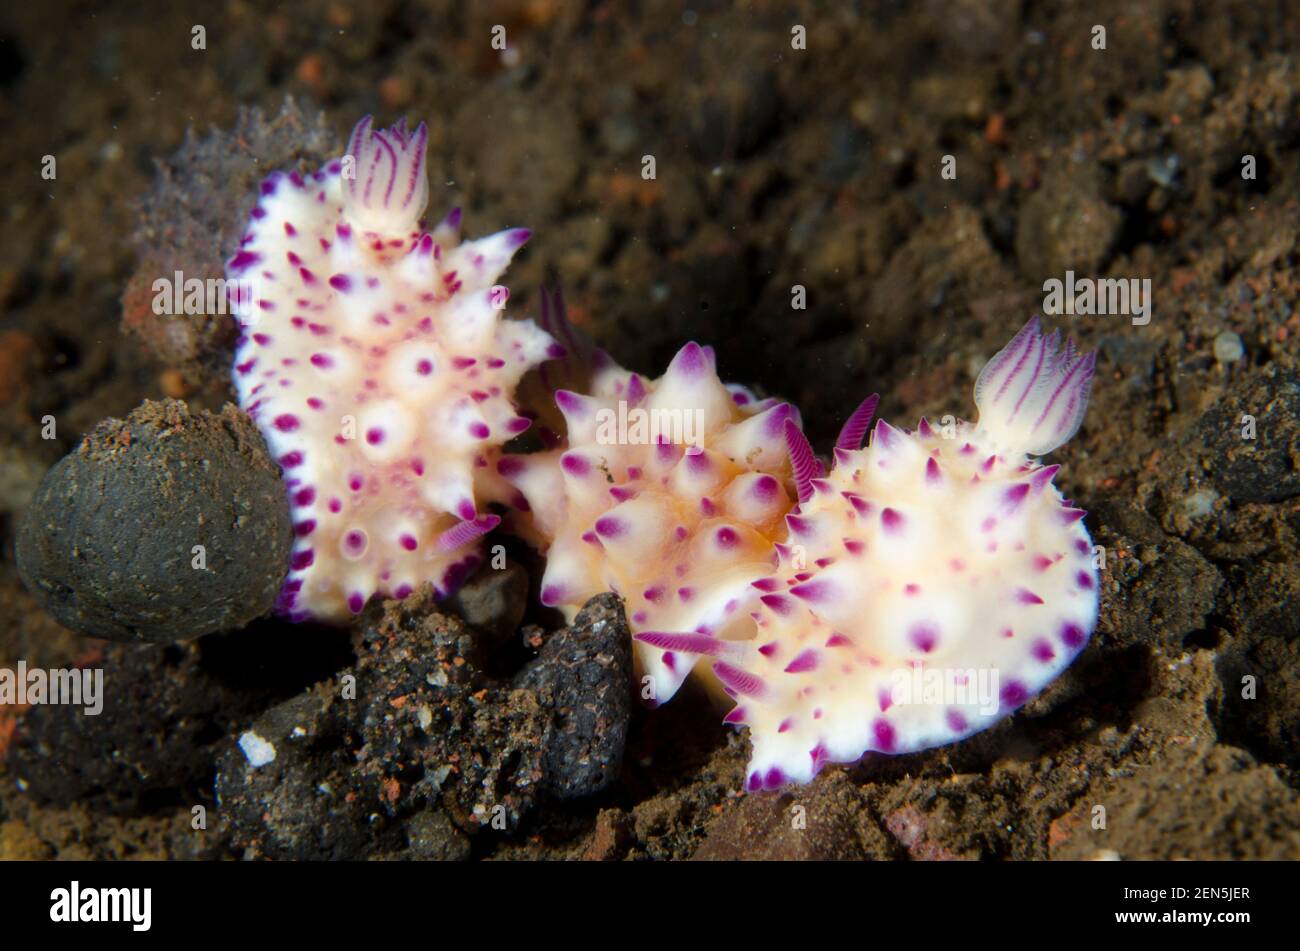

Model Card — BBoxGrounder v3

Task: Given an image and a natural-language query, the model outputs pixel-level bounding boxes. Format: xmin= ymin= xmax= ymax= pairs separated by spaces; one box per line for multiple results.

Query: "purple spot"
xmin=1077 ymin=570 xmax=1094 ymax=589
xmin=400 ymin=534 xmax=418 ymax=551
xmin=554 ymin=390 xmax=585 ymax=416
xmin=881 ymin=507 xmax=904 ymax=533
xmin=1016 ymin=588 xmax=1045 ymax=605
xmin=786 ymin=514 xmax=813 ymax=536
xmin=1004 ymin=483 xmax=1031 ymax=511
xmin=290 ymin=548 xmax=315 ymax=570
xmin=344 ymin=531 xmax=367 ymax=555
xmin=1000 ymin=680 xmax=1030 ymax=710
xmin=347 ymin=593 xmax=365 ymax=614
xmin=273 ymin=414 xmax=300 ymax=432
xmin=366 ymin=427 xmax=385 ymax=445
xmin=946 ymin=709 xmax=968 ymax=733
xmin=293 ymin=487 xmax=316 ymax=507
xmin=1061 ymin=623 xmax=1087 ymax=648
xmin=295 ymin=520 xmax=316 ymax=537
xmin=715 ymin=526 xmax=738 ymax=548
xmin=496 ymin=456 xmax=525 ymax=478
xmin=873 ymin=720 xmax=896 ymax=752
xmin=1032 ymin=638 xmax=1056 ymax=662
xmin=228 ymin=250 xmax=262 ymax=274
xmin=469 ymin=422 xmax=490 ymax=439
xmin=789 ymin=580 xmax=830 ymax=602
xmin=909 ymin=622 xmax=938 ymax=653
xmin=759 ymin=594 xmax=793 ymax=616
xmin=753 ymin=475 xmax=779 ymax=500
xmin=594 ymin=516 xmax=624 ymax=538
xmin=784 ymin=649 xmax=819 ymax=673
xmin=540 ymin=584 xmax=563 ymax=607
xmin=328 ymin=274 xmax=352 ymax=292
xmin=416 ymin=358 xmax=433 ymax=376
xmin=310 ymin=353 xmax=333 ymax=368
xmin=279 ymin=451 xmax=304 ymax=468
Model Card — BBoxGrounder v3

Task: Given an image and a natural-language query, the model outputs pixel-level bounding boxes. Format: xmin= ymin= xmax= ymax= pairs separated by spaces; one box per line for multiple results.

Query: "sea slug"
xmin=227 ymin=116 xmax=558 ymax=622
xmin=634 ymin=318 xmax=1100 ymax=788
xmin=498 ymin=342 xmax=802 ymax=702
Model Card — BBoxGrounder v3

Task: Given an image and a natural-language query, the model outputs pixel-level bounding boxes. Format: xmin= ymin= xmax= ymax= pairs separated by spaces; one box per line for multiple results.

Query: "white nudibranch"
xmin=226 ymin=116 xmax=560 ymax=622
xmin=496 ymin=341 xmax=802 ymax=703
xmin=632 ymin=318 xmax=1101 ymax=790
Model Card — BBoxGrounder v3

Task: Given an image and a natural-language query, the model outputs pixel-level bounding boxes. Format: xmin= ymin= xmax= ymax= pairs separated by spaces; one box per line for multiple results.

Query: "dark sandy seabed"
xmin=0 ymin=0 xmax=1297 ymax=860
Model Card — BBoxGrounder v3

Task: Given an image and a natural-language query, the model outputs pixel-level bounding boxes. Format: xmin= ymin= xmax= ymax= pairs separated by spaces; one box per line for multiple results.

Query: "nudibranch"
xmin=227 ymin=116 xmax=558 ymax=622
xmin=636 ymin=318 xmax=1100 ymax=789
xmin=497 ymin=343 xmax=802 ymax=701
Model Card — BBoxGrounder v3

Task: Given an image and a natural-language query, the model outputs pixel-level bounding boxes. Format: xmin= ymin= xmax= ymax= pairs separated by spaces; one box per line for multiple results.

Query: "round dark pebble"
xmin=16 ymin=399 xmax=292 ymax=642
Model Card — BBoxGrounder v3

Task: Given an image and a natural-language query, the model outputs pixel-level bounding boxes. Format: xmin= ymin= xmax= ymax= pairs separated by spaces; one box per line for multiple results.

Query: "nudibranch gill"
xmin=498 ymin=342 xmax=802 ymax=702
xmin=636 ymin=318 xmax=1101 ymax=789
xmin=227 ymin=116 xmax=558 ymax=622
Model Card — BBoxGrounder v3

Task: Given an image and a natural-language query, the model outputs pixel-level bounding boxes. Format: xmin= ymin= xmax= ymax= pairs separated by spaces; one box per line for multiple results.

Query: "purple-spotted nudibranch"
xmin=227 ymin=117 xmax=558 ymax=622
xmin=497 ymin=342 xmax=802 ymax=702
xmin=637 ymin=318 xmax=1100 ymax=789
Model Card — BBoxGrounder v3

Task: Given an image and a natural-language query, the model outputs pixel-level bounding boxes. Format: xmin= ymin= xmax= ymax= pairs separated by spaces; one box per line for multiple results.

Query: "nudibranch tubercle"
xmin=227 ymin=117 xmax=559 ymax=622
xmin=637 ymin=318 xmax=1100 ymax=789
xmin=498 ymin=342 xmax=802 ymax=702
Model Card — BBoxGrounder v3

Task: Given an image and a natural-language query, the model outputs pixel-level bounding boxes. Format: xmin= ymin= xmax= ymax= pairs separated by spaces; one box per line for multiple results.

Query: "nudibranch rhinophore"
xmin=227 ymin=116 xmax=559 ymax=622
xmin=497 ymin=342 xmax=802 ymax=701
xmin=635 ymin=318 xmax=1100 ymax=789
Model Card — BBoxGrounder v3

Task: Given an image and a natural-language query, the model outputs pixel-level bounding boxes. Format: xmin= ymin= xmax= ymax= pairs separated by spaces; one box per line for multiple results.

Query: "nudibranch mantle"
xmin=637 ymin=318 xmax=1101 ymax=789
xmin=227 ymin=117 xmax=557 ymax=622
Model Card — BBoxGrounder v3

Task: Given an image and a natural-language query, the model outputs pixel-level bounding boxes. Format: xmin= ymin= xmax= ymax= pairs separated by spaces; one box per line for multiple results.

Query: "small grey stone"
xmin=516 ymin=593 xmax=633 ymax=799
